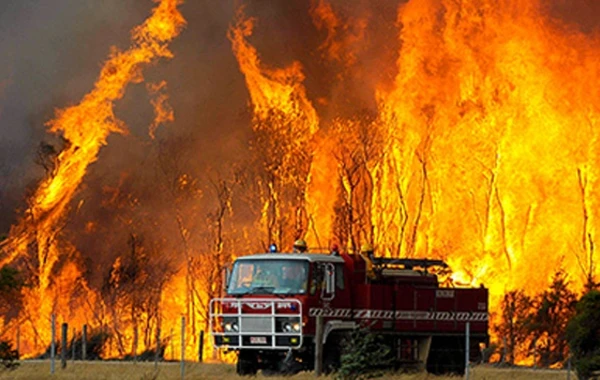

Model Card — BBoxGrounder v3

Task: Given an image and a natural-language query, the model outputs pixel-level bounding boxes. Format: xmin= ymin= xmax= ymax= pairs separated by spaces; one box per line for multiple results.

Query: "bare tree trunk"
xmin=407 ymin=156 xmax=428 ymax=257
xmin=576 ymin=168 xmax=596 ymax=289
xmin=495 ymin=188 xmax=511 ymax=269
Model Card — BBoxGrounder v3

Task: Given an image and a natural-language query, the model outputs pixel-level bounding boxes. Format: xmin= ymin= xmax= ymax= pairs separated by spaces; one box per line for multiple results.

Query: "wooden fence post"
xmin=314 ymin=315 xmax=324 ymax=377
xmin=72 ymin=327 xmax=76 ymax=363
xmin=181 ymin=316 xmax=186 ymax=380
xmin=50 ymin=314 xmax=56 ymax=375
xmin=61 ymin=323 xmax=68 ymax=369
xmin=16 ymin=326 xmax=20 ymax=360
xmin=198 ymin=331 xmax=204 ymax=363
xmin=155 ymin=326 xmax=161 ymax=370
xmin=465 ymin=322 xmax=470 ymax=380
xmin=82 ymin=324 xmax=87 ymax=361
xmin=133 ymin=326 xmax=138 ymax=363
xmin=170 ymin=328 xmax=174 ymax=361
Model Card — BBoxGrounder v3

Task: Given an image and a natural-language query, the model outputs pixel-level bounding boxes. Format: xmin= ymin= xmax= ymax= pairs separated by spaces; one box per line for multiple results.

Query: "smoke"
xmin=0 ymin=1 xmax=241 ymax=232
xmin=0 ymin=0 xmax=149 ymax=232
xmin=3 ymin=0 xmax=597 ymax=232
xmin=546 ymin=0 xmax=600 ymax=34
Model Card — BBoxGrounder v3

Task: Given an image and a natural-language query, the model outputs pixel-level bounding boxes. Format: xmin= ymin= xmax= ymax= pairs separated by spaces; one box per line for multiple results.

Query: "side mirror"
xmin=322 ymin=263 xmax=335 ymax=301
xmin=223 ymin=267 xmax=231 ymax=292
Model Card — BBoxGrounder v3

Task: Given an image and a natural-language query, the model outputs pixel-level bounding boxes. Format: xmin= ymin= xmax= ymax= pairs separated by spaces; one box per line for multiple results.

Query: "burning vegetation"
xmin=1 ymin=0 xmax=600 ymax=367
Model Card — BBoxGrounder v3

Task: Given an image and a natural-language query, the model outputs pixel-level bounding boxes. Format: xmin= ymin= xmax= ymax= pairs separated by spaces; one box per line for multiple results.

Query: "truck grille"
xmin=241 ymin=316 xmax=271 ymax=333
xmin=210 ymin=298 xmax=303 ymax=349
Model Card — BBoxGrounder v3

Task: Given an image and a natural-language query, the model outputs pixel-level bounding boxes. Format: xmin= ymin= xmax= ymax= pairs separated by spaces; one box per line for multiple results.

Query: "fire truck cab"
xmin=209 ymin=249 xmax=488 ymax=375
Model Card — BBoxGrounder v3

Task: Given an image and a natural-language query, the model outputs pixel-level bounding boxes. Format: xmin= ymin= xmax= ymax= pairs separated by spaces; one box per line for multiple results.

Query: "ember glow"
xmin=1 ymin=0 xmax=599 ymax=362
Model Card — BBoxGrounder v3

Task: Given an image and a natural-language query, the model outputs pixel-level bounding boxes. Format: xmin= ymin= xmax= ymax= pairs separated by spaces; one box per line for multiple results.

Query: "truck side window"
xmin=336 ymin=263 xmax=344 ymax=290
xmin=310 ymin=264 xmax=324 ymax=295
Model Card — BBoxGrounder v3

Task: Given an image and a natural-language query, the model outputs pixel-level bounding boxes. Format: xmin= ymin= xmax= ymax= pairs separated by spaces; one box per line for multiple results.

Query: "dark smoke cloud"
xmin=546 ymin=0 xmax=600 ymax=34
xmin=0 ymin=0 xmax=246 ymax=234
xmin=0 ymin=0 xmax=151 ymax=232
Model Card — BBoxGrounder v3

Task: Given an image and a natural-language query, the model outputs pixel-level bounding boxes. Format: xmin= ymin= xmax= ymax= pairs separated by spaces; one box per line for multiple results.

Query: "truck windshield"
xmin=227 ymin=259 xmax=309 ymax=295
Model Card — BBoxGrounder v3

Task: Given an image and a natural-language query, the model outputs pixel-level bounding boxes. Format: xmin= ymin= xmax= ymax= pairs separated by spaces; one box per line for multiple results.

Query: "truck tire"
xmin=426 ymin=337 xmax=465 ymax=375
xmin=323 ymin=333 xmax=348 ymax=374
xmin=322 ymin=345 xmax=341 ymax=374
xmin=236 ymin=350 xmax=258 ymax=376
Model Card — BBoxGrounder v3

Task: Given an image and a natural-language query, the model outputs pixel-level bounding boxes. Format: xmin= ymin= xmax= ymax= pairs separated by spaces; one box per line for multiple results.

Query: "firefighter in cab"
xmin=280 ymin=262 xmax=306 ymax=292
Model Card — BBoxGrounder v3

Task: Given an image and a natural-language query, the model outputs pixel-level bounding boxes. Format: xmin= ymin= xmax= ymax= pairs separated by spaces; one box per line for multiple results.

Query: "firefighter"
xmin=254 ymin=262 xmax=279 ymax=287
xmin=361 ymin=243 xmax=374 ymax=259
xmin=281 ymin=262 xmax=306 ymax=291
xmin=292 ymin=239 xmax=308 ymax=253
xmin=360 ymin=243 xmax=376 ymax=280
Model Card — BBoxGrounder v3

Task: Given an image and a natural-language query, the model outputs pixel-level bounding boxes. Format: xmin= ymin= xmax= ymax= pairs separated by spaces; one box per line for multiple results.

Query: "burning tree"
xmin=495 ymin=290 xmax=533 ymax=365
xmin=101 ymin=233 xmax=175 ymax=358
xmin=229 ymin=11 xmax=319 ymax=249
xmin=155 ymin=135 xmax=203 ymax=343
xmin=330 ymin=115 xmax=382 ymax=252
xmin=0 ymin=261 xmax=22 ymax=368
xmin=567 ymin=290 xmax=600 ymax=379
xmin=0 ymin=0 xmax=186 ymax=357
xmin=528 ymin=269 xmax=577 ymax=367
xmin=2 ymin=0 xmax=600 ymax=364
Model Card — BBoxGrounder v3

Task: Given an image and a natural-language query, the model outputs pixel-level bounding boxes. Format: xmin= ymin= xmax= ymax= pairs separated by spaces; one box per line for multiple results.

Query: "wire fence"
xmin=3 ymin=317 xmax=579 ymax=379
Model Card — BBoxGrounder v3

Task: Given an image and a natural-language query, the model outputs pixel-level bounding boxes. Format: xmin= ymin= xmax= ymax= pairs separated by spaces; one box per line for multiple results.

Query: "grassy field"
xmin=0 ymin=361 xmax=573 ymax=380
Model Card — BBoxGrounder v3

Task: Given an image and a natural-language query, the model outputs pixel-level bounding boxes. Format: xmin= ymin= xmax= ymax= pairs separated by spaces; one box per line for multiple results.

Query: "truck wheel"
xmin=323 ymin=341 xmax=342 ymax=374
xmin=426 ymin=337 xmax=465 ymax=375
xmin=236 ymin=350 xmax=258 ymax=376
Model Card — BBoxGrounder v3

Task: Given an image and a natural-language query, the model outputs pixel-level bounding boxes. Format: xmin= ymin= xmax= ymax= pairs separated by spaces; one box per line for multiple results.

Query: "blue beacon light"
xmin=269 ymin=244 xmax=278 ymax=253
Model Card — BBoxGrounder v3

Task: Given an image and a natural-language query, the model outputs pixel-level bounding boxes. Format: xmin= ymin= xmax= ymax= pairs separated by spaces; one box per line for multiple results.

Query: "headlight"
xmin=223 ymin=318 xmax=239 ymax=332
xmin=278 ymin=317 xmax=301 ymax=333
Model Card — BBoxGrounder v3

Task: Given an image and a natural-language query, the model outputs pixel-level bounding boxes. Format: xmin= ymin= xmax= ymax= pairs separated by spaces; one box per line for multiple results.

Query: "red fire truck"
xmin=209 ymin=247 xmax=488 ymax=375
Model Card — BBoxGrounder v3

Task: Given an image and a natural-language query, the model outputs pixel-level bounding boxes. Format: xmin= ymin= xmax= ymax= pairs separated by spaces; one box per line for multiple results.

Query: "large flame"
xmin=2 ymin=0 xmax=600 ymax=364
xmin=229 ymin=9 xmax=320 ymax=248
xmin=231 ymin=0 xmax=600 ymax=309
xmin=0 ymin=0 xmax=185 ymax=357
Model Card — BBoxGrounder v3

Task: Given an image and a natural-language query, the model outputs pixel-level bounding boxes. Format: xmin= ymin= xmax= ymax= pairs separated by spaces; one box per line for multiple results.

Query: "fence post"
xmin=61 ymin=322 xmax=68 ymax=369
xmin=533 ymin=337 xmax=537 ymax=369
xmin=314 ymin=315 xmax=324 ymax=377
xmin=82 ymin=324 xmax=87 ymax=361
xmin=155 ymin=326 xmax=161 ymax=370
xmin=181 ymin=316 xmax=186 ymax=380
xmin=133 ymin=326 xmax=138 ymax=363
xmin=198 ymin=331 xmax=204 ymax=363
xmin=16 ymin=325 xmax=20 ymax=360
xmin=567 ymin=354 xmax=571 ymax=380
xmin=170 ymin=328 xmax=175 ymax=361
xmin=465 ymin=322 xmax=470 ymax=380
xmin=72 ymin=327 xmax=76 ymax=363
xmin=50 ymin=314 xmax=56 ymax=375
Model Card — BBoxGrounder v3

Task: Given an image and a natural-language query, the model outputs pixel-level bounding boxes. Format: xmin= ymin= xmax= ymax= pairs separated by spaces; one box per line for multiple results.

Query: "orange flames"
xmin=0 ymin=0 xmax=185 ymax=357
xmin=229 ymin=9 xmax=320 ymax=248
xmin=2 ymin=0 xmax=600 ymax=364
xmin=230 ymin=0 xmax=600 ymax=311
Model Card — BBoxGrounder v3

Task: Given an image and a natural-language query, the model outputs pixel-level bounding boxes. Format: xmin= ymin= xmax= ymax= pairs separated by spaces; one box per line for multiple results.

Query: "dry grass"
xmin=0 ymin=361 xmax=572 ymax=380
